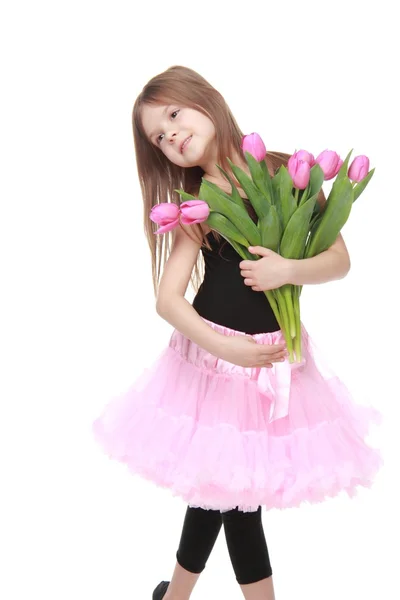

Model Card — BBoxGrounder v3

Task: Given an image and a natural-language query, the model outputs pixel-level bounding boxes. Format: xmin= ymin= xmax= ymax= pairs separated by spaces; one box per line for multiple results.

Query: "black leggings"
xmin=176 ymin=505 xmax=272 ymax=585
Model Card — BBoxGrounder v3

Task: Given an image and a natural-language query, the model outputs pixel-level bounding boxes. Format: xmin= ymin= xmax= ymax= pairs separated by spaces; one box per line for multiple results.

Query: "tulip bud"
xmin=315 ymin=150 xmax=343 ymax=180
xmin=348 ymin=155 xmax=370 ymax=182
xmin=180 ymin=200 xmax=210 ymax=225
xmin=288 ymin=155 xmax=311 ymax=190
xmin=293 ymin=149 xmax=315 ymax=166
xmin=241 ymin=133 xmax=267 ymax=162
xmin=150 ymin=202 xmax=180 ymax=234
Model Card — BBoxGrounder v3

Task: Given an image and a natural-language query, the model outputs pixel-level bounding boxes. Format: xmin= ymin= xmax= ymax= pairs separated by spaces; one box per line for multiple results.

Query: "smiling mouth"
xmin=181 ymin=136 xmax=192 ymax=153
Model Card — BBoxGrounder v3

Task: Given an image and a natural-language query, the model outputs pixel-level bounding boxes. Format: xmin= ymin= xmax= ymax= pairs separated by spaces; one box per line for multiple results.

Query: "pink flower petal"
xmin=315 ymin=150 xmax=342 ymax=180
xmin=180 ymin=200 xmax=210 ymax=224
xmin=153 ymin=218 xmax=180 ymax=234
xmin=293 ymin=161 xmax=311 ymax=189
xmin=241 ymin=133 xmax=267 ymax=162
xmin=348 ymin=155 xmax=369 ymax=182
xmin=150 ymin=203 xmax=180 ymax=225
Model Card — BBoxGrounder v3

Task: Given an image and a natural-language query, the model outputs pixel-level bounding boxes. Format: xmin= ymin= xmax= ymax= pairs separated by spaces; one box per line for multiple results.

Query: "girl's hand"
xmin=239 ymin=246 xmax=293 ymax=291
xmin=216 ymin=335 xmax=287 ymax=368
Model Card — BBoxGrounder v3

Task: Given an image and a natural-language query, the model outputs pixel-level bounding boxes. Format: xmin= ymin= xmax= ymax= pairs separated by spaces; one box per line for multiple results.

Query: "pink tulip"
xmin=315 ymin=150 xmax=343 ymax=180
xmin=180 ymin=200 xmax=210 ymax=225
xmin=348 ymin=155 xmax=370 ymax=182
xmin=293 ymin=149 xmax=315 ymax=166
xmin=150 ymin=200 xmax=210 ymax=234
xmin=288 ymin=154 xmax=311 ymax=189
xmin=241 ymin=133 xmax=267 ymax=162
xmin=150 ymin=203 xmax=180 ymax=234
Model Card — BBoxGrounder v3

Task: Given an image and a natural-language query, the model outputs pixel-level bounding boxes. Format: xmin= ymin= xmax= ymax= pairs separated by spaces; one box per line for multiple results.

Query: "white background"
xmin=1 ymin=1 xmax=399 ymax=598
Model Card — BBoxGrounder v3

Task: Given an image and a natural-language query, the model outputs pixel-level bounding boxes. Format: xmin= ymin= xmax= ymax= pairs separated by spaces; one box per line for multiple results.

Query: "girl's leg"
xmin=222 ymin=506 xmax=275 ymax=600
xmin=164 ymin=505 xmax=223 ymax=600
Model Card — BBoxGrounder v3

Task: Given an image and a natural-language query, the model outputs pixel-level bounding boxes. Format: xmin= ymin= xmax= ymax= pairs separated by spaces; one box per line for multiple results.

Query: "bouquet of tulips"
xmin=150 ymin=133 xmax=374 ymax=363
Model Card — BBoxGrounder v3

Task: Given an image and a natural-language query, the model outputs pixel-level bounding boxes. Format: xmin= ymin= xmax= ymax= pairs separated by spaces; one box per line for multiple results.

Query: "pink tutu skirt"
xmin=92 ymin=318 xmax=382 ymax=512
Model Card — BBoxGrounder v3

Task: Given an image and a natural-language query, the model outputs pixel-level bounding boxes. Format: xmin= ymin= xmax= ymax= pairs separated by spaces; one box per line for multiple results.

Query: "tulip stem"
xmin=237 ymin=242 xmax=283 ymax=331
xmin=282 ymin=284 xmax=296 ymax=338
xmin=293 ymin=292 xmax=302 ymax=362
xmin=275 ymin=288 xmax=295 ymax=362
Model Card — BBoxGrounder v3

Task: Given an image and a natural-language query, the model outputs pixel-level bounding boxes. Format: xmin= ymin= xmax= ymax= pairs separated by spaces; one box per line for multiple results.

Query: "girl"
xmin=93 ymin=65 xmax=382 ymax=600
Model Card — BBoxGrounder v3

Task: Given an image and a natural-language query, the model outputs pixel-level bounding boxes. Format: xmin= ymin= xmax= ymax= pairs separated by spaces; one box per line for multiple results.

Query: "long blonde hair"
xmin=132 ymin=65 xmax=291 ymax=296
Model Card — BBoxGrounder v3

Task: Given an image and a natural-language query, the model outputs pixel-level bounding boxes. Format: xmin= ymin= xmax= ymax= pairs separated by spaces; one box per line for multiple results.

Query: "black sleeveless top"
xmin=192 ymin=232 xmax=280 ymax=335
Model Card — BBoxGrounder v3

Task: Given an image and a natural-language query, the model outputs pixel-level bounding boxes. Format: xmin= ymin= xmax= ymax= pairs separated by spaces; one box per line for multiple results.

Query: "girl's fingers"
xmin=263 ymin=343 xmax=286 ymax=352
xmin=256 ymin=353 xmax=287 ymax=367
xmin=261 ymin=349 xmax=287 ymax=360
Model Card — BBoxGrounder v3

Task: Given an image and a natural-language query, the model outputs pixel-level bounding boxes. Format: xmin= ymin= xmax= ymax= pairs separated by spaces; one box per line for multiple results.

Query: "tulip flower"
xmin=150 ymin=203 xmax=180 ymax=234
xmin=150 ymin=200 xmax=209 ymax=234
xmin=348 ymin=155 xmax=370 ymax=182
xmin=315 ymin=150 xmax=343 ymax=180
xmin=293 ymin=149 xmax=315 ymax=166
xmin=241 ymin=133 xmax=267 ymax=162
xmin=287 ymin=154 xmax=311 ymax=190
xmin=170 ymin=146 xmax=374 ymax=363
xmin=180 ymin=200 xmax=210 ymax=224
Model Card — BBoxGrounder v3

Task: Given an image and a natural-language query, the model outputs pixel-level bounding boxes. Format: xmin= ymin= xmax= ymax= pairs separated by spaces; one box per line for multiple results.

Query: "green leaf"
xmin=307 ymin=164 xmax=325 ymax=201
xmin=229 ymin=239 xmax=253 ymax=260
xmin=312 ymin=197 xmax=321 ymax=216
xmin=227 ymin=159 xmax=269 ymax=219
xmin=278 ymin=166 xmax=297 ymax=230
xmin=197 ymin=179 xmax=233 ymax=203
xmin=335 ymin=149 xmax=353 ymax=183
xmin=244 ymin=152 xmax=273 ymax=205
xmin=306 ymin=211 xmax=322 ymax=254
xmin=306 ymin=177 xmax=354 ymax=257
xmin=298 ymin=181 xmax=311 ymax=206
xmin=280 ymin=194 xmax=318 ymax=259
xmin=215 ymin=165 xmax=247 ymax=210
xmin=353 ymin=168 xmax=375 ymax=202
xmin=271 ymin=169 xmax=283 ymax=226
xmin=260 ymin=159 xmax=274 ymax=201
xmin=174 ymin=189 xmax=197 ymax=201
xmin=271 ymin=168 xmax=281 ymax=202
xmin=309 ymin=201 xmax=321 ymax=229
xmin=199 ymin=180 xmax=261 ymax=246
xmin=206 ymin=212 xmax=250 ymax=246
xmin=259 ymin=205 xmax=281 ymax=253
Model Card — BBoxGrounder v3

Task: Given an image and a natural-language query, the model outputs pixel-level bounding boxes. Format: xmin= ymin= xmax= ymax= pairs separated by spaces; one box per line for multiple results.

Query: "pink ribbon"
xmin=257 ymin=357 xmax=306 ymax=422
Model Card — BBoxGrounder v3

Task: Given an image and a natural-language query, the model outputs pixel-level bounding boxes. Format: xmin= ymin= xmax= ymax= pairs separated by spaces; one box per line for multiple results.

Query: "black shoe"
xmin=152 ymin=580 xmax=169 ymax=600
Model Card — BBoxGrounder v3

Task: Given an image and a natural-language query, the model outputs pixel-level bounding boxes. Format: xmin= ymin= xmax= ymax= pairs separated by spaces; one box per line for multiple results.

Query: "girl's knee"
xmin=237 ymin=570 xmax=273 ymax=585
xmin=176 ymin=549 xmax=205 ymax=574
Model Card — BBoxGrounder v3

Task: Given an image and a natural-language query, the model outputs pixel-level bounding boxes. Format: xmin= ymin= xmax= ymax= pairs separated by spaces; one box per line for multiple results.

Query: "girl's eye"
xmin=156 ymin=110 xmax=180 ymax=144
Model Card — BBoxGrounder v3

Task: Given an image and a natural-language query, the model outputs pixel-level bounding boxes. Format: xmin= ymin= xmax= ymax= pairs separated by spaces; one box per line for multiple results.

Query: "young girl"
xmin=93 ymin=65 xmax=382 ymax=600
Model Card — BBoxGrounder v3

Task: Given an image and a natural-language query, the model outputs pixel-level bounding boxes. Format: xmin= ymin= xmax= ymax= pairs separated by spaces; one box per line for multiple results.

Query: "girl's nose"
xmin=167 ymin=132 xmax=177 ymax=143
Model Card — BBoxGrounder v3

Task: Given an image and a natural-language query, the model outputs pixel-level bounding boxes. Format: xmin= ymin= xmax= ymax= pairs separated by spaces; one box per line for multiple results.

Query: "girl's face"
xmin=141 ymin=103 xmax=217 ymax=169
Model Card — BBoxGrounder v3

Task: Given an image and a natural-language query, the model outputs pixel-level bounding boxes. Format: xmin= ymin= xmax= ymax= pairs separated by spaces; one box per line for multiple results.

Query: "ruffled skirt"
xmin=92 ymin=318 xmax=382 ymax=512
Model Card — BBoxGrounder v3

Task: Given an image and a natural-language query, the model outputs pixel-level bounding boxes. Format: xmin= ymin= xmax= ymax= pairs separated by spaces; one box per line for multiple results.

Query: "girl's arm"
xmin=286 ymin=232 xmax=350 ymax=285
xmin=287 ymin=188 xmax=351 ymax=285
xmin=155 ymin=225 xmax=227 ymax=355
xmin=241 ymin=188 xmax=351 ymax=290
